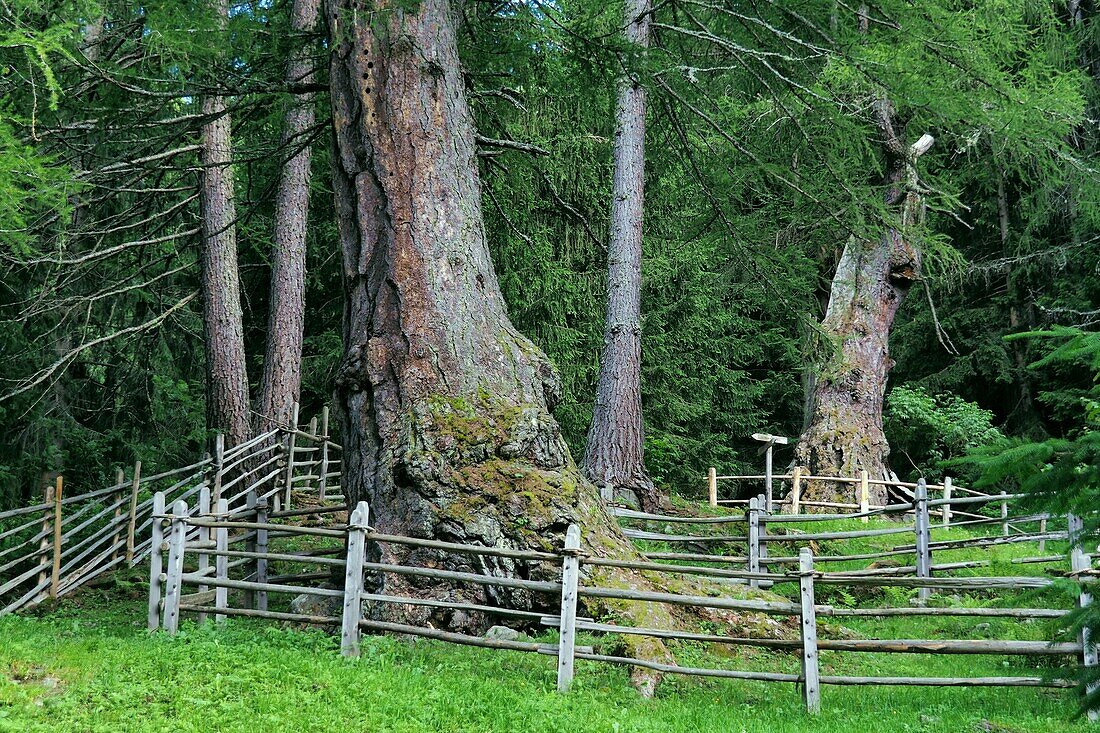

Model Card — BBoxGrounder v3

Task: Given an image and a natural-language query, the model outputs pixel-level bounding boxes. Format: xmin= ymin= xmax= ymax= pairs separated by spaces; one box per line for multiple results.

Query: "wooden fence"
xmin=148 ymin=491 xmax=1098 ymax=717
xmin=706 ymin=467 xmax=1019 ymax=530
xmin=0 ymin=403 xmax=340 ymax=616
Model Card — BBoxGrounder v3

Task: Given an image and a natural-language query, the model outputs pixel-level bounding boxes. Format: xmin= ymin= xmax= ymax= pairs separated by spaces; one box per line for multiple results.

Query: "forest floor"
xmin=0 ymin=512 xmax=1092 ymax=733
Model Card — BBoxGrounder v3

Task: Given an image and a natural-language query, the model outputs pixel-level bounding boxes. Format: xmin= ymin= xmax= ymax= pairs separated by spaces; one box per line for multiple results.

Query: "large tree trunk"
xmin=323 ymin=2 xmax=770 ymax=693
xmin=199 ymin=0 xmax=251 ymax=447
xmin=795 ymin=100 xmax=931 ymax=509
xmin=581 ymin=0 xmax=659 ymax=514
xmin=258 ymin=0 xmax=321 ymax=429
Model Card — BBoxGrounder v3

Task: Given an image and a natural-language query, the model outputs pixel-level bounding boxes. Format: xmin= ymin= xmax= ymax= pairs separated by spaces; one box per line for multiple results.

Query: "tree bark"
xmin=258 ymin=0 xmax=321 ymax=430
xmin=582 ymin=0 xmax=659 ymax=513
xmin=323 ymin=4 xmax=769 ymax=691
xmin=795 ymin=99 xmax=931 ymax=508
xmin=199 ymin=0 xmax=251 ymax=447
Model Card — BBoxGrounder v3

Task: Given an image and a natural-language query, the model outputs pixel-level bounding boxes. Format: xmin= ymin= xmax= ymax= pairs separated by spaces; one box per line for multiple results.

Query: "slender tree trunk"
xmin=795 ymin=99 xmax=932 ymax=508
xmin=258 ymin=0 xmax=321 ymax=430
xmin=1000 ymin=172 xmax=1035 ymax=429
xmin=199 ymin=0 xmax=251 ymax=446
xmin=323 ymin=4 xmax=764 ymax=691
xmin=582 ymin=0 xmax=658 ymax=513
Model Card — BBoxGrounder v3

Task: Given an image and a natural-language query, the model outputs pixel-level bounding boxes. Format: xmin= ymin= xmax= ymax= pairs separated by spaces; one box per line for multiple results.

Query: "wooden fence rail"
xmin=1 ymin=402 xmax=340 ymax=616
xmin=147 ymin=496 xmax=1095 ymax=719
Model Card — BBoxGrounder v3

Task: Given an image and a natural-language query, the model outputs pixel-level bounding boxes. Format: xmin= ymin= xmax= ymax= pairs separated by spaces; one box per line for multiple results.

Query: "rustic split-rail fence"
xmin=1 ymin=415 xmax=1097 ymax=718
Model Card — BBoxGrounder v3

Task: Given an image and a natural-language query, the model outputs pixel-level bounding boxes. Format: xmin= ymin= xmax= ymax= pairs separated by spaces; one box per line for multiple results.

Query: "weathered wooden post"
xmin=147 ymin=491 xmax=167 ymax=631
xmin=557 ymin=524 xmax=581 ymax=693
xmin=859 ymin=470 xmax=870 ymax=523
xmin=942 ymin=476 xmax=952 ymax=529
xmin=318 ymin=405 xmax=331 ymax=502
xmin=35 ymin=480 xmax=55 ymax=601
xmin=791 ymin=467 xmax=803 ymax=515
xmin=1039 ymin=516 xmax=1047 ymax=553
xmin=752 ymin=433 xmax=788 ymax=514
xmin=747 ymin=496 xmax=761 ymax=589
xmin=162 ymin=499 xmax=188 ymax=635
xmin=342 ymin=500 xmax=369 ymax=657
xmin=212 ymin=434 xmax=225 ymax=505
xmin=49 ymin=475 xmax=63 ymax=598
xmin=307 ymin=415 xmax=319 ymax=493
xmin=125 ymin=460 xmax=142 ymax=565
xmin=255 ymin=497 xmax=269 ymax=612
xmin=1000 ymin=491 xmax=1009 ymax=536
xmin=111 ymin=468 xmax=126 ymax=562
xmin=1069 ymin=514 xmax=1099 ymax=721
xmin=914 ymin=479 xmax=931 ymax=604
xmin=707 ymin=467 xmax=717 ymax=507
xmin=798 ymin=548 xmax=821 ymax=714
xmin=283 ymin=402 xmax=300 ymax=510
xmin=196 ymin=486 xmax=211 ymax=624
xmin=215 ymin=498 xmax=229 ymax=623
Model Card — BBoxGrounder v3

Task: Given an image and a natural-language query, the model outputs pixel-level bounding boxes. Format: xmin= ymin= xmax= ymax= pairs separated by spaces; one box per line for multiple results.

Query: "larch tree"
xmin=324 ymin=0 xmax=753 ymax=692
xmin=581 ymin=0 xmax=660 ymax=513
xmin=258 ymin=0 xmax=322 ymax=430
xmin=199 ymin=0 xmax=251 ymax=446
xmin=794 ymin=98 xmax=933 ymax=507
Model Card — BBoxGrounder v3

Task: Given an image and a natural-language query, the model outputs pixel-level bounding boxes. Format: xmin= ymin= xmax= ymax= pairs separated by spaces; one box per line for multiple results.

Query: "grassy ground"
xmin=0 ymin=511 xmax=1091 ymax=732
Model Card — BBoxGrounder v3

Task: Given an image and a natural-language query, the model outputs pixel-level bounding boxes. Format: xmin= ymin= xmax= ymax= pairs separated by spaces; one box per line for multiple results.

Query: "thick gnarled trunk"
xmin=582 ymin=0 xmax=659 ymax=514
xmin=795 ymin=102 xmax=931 ymax=509
xmin=258 ymin=0 xmax=321 ymax=429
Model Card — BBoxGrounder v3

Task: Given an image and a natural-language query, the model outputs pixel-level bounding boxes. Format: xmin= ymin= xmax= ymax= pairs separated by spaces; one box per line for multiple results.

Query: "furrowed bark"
xmin=323 ymin=0 xmax=779 ymax=692
xmin=199 ymin=0 xmax=251 ymax=447
xmin=582 ymin=0 xmax=660 ymax=514
xmin=258 ymin=0 xmax=321 ymax=430
xmin=795 ymin=96 xmax=932 ymax=509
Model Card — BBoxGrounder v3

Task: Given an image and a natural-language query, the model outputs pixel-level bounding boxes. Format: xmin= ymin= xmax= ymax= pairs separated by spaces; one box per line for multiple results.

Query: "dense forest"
xmin=1 ymin=0 xmax=1098 ymax=515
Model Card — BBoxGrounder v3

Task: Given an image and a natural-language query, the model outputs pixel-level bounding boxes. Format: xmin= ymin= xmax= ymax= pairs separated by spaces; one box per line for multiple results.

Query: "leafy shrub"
xmin=884 ymin=385 xmax=1003 ymax=480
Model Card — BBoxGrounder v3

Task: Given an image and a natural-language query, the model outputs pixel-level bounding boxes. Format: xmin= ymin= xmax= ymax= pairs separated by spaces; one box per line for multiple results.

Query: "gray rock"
xmin=484 ymin=625 xmax=521 ymax=641
xmin=290 ymin=590 xmax=342 ymax=617
xmin=974 ymin=622 xmax=991 ymax=632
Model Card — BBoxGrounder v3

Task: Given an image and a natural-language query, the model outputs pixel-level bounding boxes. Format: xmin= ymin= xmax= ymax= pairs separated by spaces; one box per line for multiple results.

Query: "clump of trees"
xmin=1 ymin=0 xmax=1098 ymax=649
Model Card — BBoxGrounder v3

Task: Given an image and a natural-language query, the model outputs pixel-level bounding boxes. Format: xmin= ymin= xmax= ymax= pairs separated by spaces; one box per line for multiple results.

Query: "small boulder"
xmin=484 ymin=625 xmax=521 ymax=642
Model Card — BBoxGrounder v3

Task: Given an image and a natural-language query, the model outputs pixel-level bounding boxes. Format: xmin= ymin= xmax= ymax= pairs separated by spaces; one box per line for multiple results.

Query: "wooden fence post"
xmin=318 ymin=405 xmax=330 ymax=502
xmin=914 ymin=479 xmax=931 ymax=604
xmin=1069 ymin=514 xmax=1099 ymax=721
xmin=859 ymin=470 xmax=869 ymax=523
xmin=1039 ymin=516 xmax=1047 ymax=553
xmin=211 ymin=434 xmax=225 ymax=505
xmin=147 ymin=491 xmax=166 ymax=631
xmin=747 ymin=496 xmax=761 ymax=589
xmin=162 ymin=499 xmax=188 ymax=635
xmin=707 ymin=468 xmax=717 ymax=507
xmin=255 ymin=497 xmax=269 ymax=612
xmin=342 ymin=500 xmax=369 ymax=657
xmin=112 ymin=468 xmax=126 ymax=562
xmin=557 ymin=524 xmax=581 ymax=693
xmin=215 ymin=498 xmax=229 ymax=623
xmin=1000 ymin=491 xmax=1009 ymax=536
xmin=36 ymin=480 xmax=56 ymax=600
xmin=125 ymin=460 xmax=142 ymax=565
xmin=307 ymin=415 xmax=319 ymax=494
xmin=942 ymin=476 xmax=952 ymax=529
xmin=49 ymin=475 xmax=63 ymax=598
xmin=791 ymin=467 xmax=802 ymax=515
xmin=798 ymin=548 xmax=821 ymax=714
xmin=196 ymin=486 xmax=211 ymax=624
xmin=284 ymin=402 xmax=300 ymax=510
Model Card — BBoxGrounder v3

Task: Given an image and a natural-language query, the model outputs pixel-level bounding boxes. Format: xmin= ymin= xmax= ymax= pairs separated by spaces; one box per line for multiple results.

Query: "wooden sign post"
xmin=752 ymin=433 xmax=788 ymax=514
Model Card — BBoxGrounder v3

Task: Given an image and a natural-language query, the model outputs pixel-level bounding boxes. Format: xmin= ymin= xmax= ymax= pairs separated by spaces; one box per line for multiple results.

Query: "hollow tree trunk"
xmin=581 ymin=0 xmax=659 ymax=514
xmin=324 ymin=4 xmax=771 ymax=693
xmin=795 ymin=100 xmax=932 ymax=509
xmin=258 ymin=0 xmax=321 ymax=430
xmin=199 ymin=0 xmax=251 ymax=447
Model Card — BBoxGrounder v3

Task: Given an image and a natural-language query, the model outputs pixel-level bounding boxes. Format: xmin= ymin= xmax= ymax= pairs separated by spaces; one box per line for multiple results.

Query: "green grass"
xmin=0 ymin=511 xmax=1091 ymax=732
